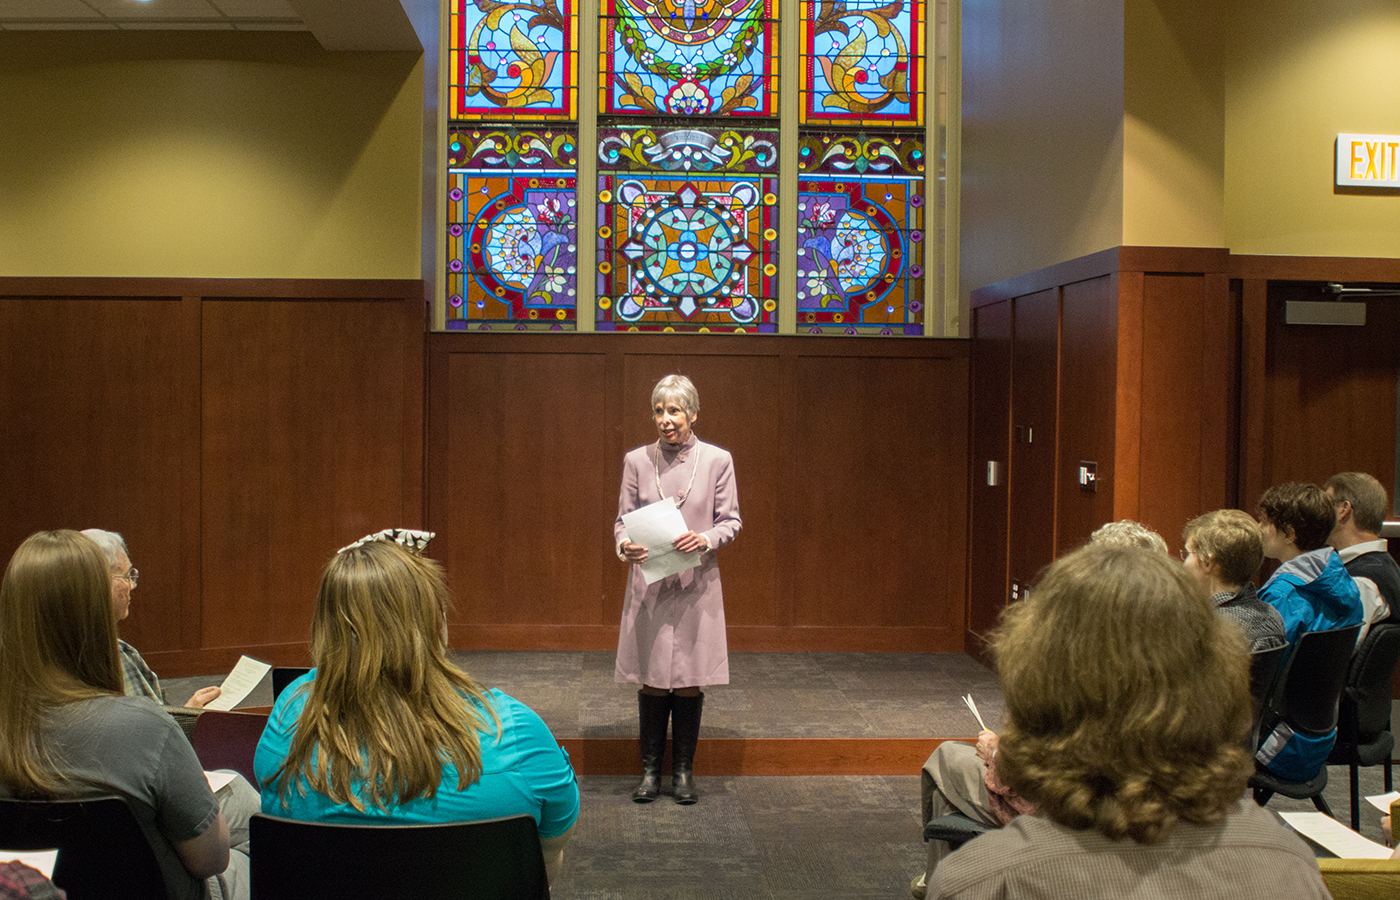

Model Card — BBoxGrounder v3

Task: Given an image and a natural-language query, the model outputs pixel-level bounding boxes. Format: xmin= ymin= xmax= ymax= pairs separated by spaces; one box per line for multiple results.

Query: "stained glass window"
xmin=447 ymin=128 xmax=579 ymax=331
xmin=597 ymin=126 xmax=779 ymax=332
xmin=599 ymin=0 xmax=779 ymax=117
xmin=799 ymin=0 xmax=924 ymax=126
xmin=797 ymin=132 xmax=925 ymax=335
xmin=444 ymin=0 xmax=948 ymax=336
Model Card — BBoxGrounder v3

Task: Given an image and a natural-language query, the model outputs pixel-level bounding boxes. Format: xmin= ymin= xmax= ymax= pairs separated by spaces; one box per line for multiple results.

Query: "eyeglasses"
xmin=114 ymin=567 xmax=139 ymax=587
xmin=1178 ymin=548 xmax=1193 ymax=561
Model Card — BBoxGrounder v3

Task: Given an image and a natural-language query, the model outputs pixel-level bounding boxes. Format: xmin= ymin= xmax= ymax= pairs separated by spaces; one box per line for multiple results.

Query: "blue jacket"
xmin=1255 ymin=548 xmax=1362 ymax=781
xmin=1258 ymin=548 xmax=1362 ymax=645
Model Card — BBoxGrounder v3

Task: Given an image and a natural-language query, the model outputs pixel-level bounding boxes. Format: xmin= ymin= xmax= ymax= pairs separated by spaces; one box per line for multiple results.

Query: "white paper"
xmin=1367 ymin=790 xmax=1400 ymax=813
xmin=205 ymin=771 xmax=238 ymax=793
xmin=1279 ymin=812 xmax=1395 ymax=858
xmin=621 ymin=498 xmax=702 ymax=585
xmin=963 ymin=694 xmax=989 ymax=732
xmin=0 ymin=849 xmax=57 ymax=877
xmin=202 ymin=655 xmax=273 ymax=711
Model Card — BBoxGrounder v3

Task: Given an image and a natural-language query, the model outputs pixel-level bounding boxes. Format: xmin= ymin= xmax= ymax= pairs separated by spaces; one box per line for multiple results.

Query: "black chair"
xmin=270 ymin=667 xmax=311 ymax=701
xmin=1248 ymin=644 xmax=1288 ymax=751
xmin=923 ymin=811 xmax=994 ymax=850
xmin=0 ymin=795 xmax=167 ymax=900
xmin=1327 ymin=621 xmax=1400 ymax=829
xmin=249 ymin=812 xmax=550 ymax=900
xmin=1250 ymin=623 xmax=1362 ymax=815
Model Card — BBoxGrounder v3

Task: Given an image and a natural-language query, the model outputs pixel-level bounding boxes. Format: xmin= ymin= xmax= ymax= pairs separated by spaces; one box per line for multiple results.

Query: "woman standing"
xmin=615 ymin=375 xmax=742 ymax=804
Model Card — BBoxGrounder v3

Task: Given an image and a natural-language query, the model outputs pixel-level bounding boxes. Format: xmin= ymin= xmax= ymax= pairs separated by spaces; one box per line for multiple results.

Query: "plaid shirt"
xmin=0 ymin=861 xmax=66 ymax=900
xmin=118 ymin=639 xmax=165 ymax=704
xmin=1212 ymin=582 xmax=1287 ymax=653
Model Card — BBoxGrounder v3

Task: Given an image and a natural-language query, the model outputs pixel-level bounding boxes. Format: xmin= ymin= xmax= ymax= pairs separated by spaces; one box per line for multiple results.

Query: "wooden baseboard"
xmin=558 ymin=737 xmax=952 ymax=776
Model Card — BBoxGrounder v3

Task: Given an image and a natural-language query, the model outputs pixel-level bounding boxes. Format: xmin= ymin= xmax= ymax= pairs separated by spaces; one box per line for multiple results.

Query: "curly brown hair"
xmin=990 ymin=544 xmax=1253 ymax=844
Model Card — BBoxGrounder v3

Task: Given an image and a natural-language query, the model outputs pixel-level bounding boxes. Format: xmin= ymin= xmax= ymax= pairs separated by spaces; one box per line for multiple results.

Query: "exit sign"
xmin=1337 ymin=134 xmax=1400 ymax=187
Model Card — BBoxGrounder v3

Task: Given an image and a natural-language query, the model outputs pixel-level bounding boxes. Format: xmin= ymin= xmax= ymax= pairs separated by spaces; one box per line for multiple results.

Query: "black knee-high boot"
xmin=670 ymin=692 xmax=703 ymax=804
xmin=633 ymin=691 xmax=672 ymax=803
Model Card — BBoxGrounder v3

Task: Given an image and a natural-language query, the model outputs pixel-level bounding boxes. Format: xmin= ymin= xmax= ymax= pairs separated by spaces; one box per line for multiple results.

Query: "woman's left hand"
xmin=672 ymin=531 xmax=708 ymax=554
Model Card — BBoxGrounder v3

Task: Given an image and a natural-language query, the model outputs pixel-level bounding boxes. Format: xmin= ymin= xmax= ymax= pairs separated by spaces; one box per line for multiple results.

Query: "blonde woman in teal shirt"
xmin=255 ymin=536 xmax=578 ymax=881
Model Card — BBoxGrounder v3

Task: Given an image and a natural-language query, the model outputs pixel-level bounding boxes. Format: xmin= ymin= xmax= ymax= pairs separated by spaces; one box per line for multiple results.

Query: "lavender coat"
xmin=614 ymin=434 xmax=742 ymax=689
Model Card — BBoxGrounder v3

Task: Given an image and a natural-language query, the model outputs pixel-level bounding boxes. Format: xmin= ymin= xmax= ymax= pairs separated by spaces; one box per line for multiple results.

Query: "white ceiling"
xmin=0 ymin=0 xmax=423 ymax=51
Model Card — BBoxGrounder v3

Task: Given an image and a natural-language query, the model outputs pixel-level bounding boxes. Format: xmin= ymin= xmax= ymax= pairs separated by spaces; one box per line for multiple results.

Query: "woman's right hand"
xmin=620 ymin=541 xmax=648 ymax=563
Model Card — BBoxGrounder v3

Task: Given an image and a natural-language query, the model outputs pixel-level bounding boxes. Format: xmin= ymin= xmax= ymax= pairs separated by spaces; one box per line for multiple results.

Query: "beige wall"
xmin=0 ymin=33 xmax=423 ymax=279
xmin=1123 ymin=0 xmax=1224 ymax=248
xmin=959 ymin=0 xmax=1125 ymax=300
xmin=1224 ymin=0 xmax=1400 ymax=257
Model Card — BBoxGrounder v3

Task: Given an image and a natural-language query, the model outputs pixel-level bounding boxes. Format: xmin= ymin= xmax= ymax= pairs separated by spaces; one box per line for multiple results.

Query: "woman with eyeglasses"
xmin=0 ymin=530 xmax=254 ymax=900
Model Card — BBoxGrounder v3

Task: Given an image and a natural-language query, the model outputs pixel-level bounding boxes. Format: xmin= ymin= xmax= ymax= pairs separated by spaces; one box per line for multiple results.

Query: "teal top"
xmin=254 ymin=672 xmax=579 ymax=838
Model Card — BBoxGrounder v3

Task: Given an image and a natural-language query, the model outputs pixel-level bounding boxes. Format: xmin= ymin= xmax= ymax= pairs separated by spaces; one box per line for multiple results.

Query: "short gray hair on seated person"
xmin=1089 ymin=519 xmax=1169 ymax=555
xmin=651 ymin=374 xmax=699 ymax=419
xmin=1325 ymin=471 xmax=1389 ymax=535
xmin=80 ymin=529 xmax=129 ymax=567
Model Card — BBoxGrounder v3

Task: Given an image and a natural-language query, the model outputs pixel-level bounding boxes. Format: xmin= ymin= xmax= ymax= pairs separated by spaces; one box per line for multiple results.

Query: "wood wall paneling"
xmin=426 ymin=335 xmax=970 ymax=652
xmin=199 ymin=297 xmax=424 ymax=657
xmin=442 ymin=350 xmax=612 ymax=628
xmin=967 ymin=300 xmax=1012 ymax=645
xmin=1137 ymin=273 xmax=1208 ymax=550
xmin=791 ymin=353 xmax=967 ymax=639
xmin=1056 ymin=275 xmax=1118 ymax=555
xmin=0 ymin=294 xmax=193 ymax=653
xmin=1009 ymin=290 xmax=1059 ymax=588
xmin=1262 ymin=283 xmax=1400 ymax=491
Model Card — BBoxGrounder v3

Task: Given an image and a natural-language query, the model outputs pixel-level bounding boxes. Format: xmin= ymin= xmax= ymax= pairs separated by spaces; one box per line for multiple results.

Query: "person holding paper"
xmin=80 ymin=529 xmax=221 ymax=709
xmin=0 ymin=530 xmax=254 ymax=900
xmin=255 ymin=536 xmax=579 ymax=883
xmin=928 ymin=544 xmax=1331 ymax=900
xmin=615 ymin=374 xmax=742 ymax=805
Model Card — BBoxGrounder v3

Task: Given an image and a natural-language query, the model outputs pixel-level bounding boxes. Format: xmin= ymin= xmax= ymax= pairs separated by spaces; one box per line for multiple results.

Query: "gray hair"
xmin=1089 ymin=520 xmax=1169 ymax=555
xmin=1325 ymin=472 xmax=1389 ymax=535
xmin=80 ymin=529 xmax=128 ymax=567
xmin=651 ymin=374 xmax=699 ymax=419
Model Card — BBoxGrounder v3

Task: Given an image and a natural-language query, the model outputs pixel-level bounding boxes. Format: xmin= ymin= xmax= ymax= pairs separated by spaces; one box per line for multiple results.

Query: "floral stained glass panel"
xmin=451 ymin=0 xmax=578 ymax=120
xmin=600 ymin=0 xmax=779 ymax=116
xmin=799 ymin=0 xmax=923 ymax=125
xmin=597 ymin=126 xmax=779 ymax=332
xmin=447 ymin=127 xmax=579 ymax=331
xmin=797 ymin=131 xmax=925 ymax=335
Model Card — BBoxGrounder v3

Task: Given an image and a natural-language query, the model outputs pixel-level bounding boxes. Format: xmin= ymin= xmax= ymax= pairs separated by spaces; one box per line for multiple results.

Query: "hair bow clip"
xmin=338 ymin=528 xmax=435 ymax=555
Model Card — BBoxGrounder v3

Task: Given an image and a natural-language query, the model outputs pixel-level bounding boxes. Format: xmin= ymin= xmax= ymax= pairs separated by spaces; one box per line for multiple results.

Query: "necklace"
xmin=655 ymin=440 xmax=701 ymax=508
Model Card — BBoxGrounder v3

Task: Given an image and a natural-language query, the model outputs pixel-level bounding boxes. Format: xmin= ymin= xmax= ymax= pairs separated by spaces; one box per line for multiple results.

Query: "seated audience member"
xmin=80 ymin=529 xmax=220 ymax=709
xmin=1182 ymin=510 xmax=1286 ymax=653
xmin=912 ymin=729 xmax=1035 ymax=899
xmin=1088 ymin=519 xmax=1169 ymax=554
xmin=254 ymin=535 xmax=579 ymax=881
xmin=911 ymin=518 xmax=1170 ymax=897
xmin=930 ymin=545 xmax=1331 ymax=900
xmin=1256 ymin=482 xmax=1362 ymax=645
xmin=1325 ymin=471 xmax=1400 ymax=643
xmin=0 ymin=531 xmax=255 ymax=900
